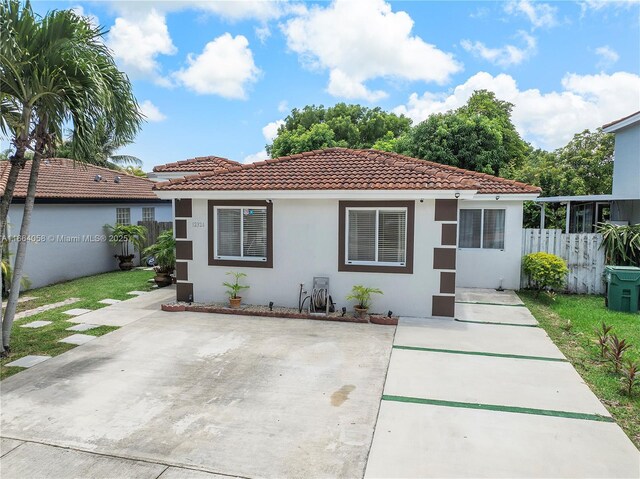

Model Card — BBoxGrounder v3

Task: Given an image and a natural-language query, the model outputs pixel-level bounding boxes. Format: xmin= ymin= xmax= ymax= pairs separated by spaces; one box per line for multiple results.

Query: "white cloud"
xmin=461 ymin=31 xmax=536 ymax=67
xmin=107 ymin=9 xmax=177 ymax=86
xmin=505 ymin=0 xmax=558 ymax=28
xmin=243 ymin=150 xmax=270 ymax=163
xmin=579 ymin=0 xmax=640 ymax=15
xmin=254 ymin=25 xmax=271 ymax=43
xmin=394 ymin=71 xmax=640 ymax=150
xmin=595 ymin=45 xmax=620 ymax=69
xmin=174 ymin=33 xmax=260 ymax=99
xmin=281 ymin=0 xmax=461 ymax=101
xmin=277 ymin=100 xmax=289 ymax=113
xmin=139 ymin=100 xmax=167 ymax=122
xmin=189 ymin=1 xmax=288 ymax=22
xmin=263 ymin=120 xmax=285 ymax=142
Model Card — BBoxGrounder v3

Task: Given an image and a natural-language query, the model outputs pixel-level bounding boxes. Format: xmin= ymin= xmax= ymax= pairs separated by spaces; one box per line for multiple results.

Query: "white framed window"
xmin=346 ymin=207 xmax=407 ymax=266
xmin=116 ymin=207 xmax=131 ymax=225
xmin=459 ymin=208 xmax=505 ymax=249
xmin=142 ymin=207 xmax=155 ymax=222
xmin=214 ymin=206 xmax=268 ymax=261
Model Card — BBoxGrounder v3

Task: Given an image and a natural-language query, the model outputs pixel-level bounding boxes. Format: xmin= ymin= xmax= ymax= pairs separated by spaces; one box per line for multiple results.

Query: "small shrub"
xmin=606 ymin=335 xmax=631 ymax=373
xmin=223 ymin=271 xmax=249 ymax=299
xmin=522 ymin=252 xmax=569 ymax=297
xmin=346 ymin=285 xmax=383 ymax=310
xmin=620 ymin=360 xmax=639 ymax=397
xmin=595 ymin=322 xmax=613 ymax=358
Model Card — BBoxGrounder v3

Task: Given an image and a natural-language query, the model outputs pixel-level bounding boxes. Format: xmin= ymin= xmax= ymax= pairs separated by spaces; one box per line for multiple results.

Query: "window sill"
xmin=339 ymin=263 xmax=413 ymax=274
xmin=209 ymin=258 xmax=272 ymax=268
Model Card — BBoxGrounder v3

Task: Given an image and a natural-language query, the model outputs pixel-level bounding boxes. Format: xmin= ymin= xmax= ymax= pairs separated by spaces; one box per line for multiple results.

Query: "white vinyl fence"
xmin=521 ymin=229 xmax=606 ymax=294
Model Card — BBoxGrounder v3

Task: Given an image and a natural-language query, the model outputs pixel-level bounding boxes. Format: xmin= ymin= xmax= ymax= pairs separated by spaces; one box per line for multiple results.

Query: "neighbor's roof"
xmin=603 ymin=111 xmax=640 ymax=133
xmin=0 ymin=158 xmax=161 ymax=200
xmin=152 ymin=155 xmax=240 ymax=172
xmin=153 ymin=148 xmax=541 ymax=195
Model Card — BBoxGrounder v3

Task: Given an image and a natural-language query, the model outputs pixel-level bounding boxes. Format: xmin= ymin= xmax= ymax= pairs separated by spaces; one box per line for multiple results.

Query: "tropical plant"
xmin=346 ymin=285 xmax=383 ymax=310
xmin=595 ymin=322 xmax=613 ymax=358
xmin=0 ymin=1 xmax=142 ymax=356
xmin=223 ymin=271 xmax=249 ymax=299
xmin=620 ymin=360 xmax=639 ymax=397
xmin=596 ymin=223 xmax=640 ymax=266
xmin=605 ymin=335 xmax=631 ymax=373
xmin=123 ymin=166 xmax=147 ymax=177
xmin=105 ymin=224 xmax=147 ymax=258
xmin=143 ymin=229 xmax=175 ymax=274
xmin=522 ymin=252 xmax=569 ymax=297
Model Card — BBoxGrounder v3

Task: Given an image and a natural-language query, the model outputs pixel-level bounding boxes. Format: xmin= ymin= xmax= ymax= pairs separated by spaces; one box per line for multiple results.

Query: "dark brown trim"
xmin=176 ymin=282 xmax=193 ymax=302
xmin=175 ymin=198 xmax=192 ymax=218
xmin=440 ymin=272 xmax=456 ymax=294
xmin=441 ymin=223 xmax=457 ymax=246
xmin=175 ymin=262 xmax=188 ymax=281
xmin=175 ymin=240 xmax=193 ymax=260
xmin=435 ymin=199 xmax=458 ymax=222
xmin=207 ymin=200 xmax=273 ymax=268
xmin=433 ymin=247 xmax=456 ymax=270
xmin=432 ymin=295 xmax=455 ymax=317
xmin=338 ymin=201 xmax=414 ymax=274
xmin=175 ymin=219 xmax=187 ymax=239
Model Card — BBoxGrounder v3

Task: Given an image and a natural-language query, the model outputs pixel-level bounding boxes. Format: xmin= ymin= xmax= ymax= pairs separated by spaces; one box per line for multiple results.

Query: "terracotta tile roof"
xmin=152 ymin=155 xmax=240 ymax=172
xmin=0 ymin=158 xmax=162 ymax=200
xmin=154 ymin=148 xmax=540 ymax=195
xmin=603 ymin=111 xmax=640 ymax=129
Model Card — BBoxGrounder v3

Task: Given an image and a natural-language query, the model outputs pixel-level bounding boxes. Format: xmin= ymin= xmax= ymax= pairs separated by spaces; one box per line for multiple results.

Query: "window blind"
xmin=242 ymin=208 xmax=267 ymax=258
xmin=483 ymin=209 xmax=505 ymax=249
xmin=378 ymin=210 xmax=406 ymax=263
xmin=459 ymin=209 xmax=482 ymax=248
xmin=217 ymin=208 xmax=241 ymax=257
xmin=348 ymin=210 xmax=376 ymax=262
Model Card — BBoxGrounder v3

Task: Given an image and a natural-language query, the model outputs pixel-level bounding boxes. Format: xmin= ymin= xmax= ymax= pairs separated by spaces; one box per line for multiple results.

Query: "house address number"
xmin=192 ymin=221 xmax=205 ymax=228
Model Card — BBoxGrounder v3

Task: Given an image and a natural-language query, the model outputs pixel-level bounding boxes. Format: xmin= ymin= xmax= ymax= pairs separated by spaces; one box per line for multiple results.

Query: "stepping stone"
xmin=98 ymin=298 xmax=122 ymax=305
xmin=66 ymin=323 xmax=100 ymax=332
xmin=19 ymin=321 xmax=52 ymax=329
xmin=58 ymin=334 xmax=96 ymax=345
xmin=5 ymin=355 xmax=50 ymax=368
xmin=63 ymin=308 xmax=92 ymax=316
xmin=127 ymin=291 xmax=147 ymax=296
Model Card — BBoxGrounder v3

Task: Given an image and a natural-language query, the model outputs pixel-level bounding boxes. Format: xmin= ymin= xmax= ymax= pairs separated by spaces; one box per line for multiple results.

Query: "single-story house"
xmin=537 ymin=111 xmax=640 ymax=232
xmin=2 ymin=158 xmax=172 ymax=289
xmin=147 ymin=155 xmax=240 ymax=182
xmin=153 ymin=148 xmax=540 ymax=317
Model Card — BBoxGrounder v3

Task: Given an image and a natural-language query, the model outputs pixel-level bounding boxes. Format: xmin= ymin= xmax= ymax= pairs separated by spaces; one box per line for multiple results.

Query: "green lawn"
xmin=1 ymin=269 xmax=155 ymax=380
xmin=520 ymin=291 xmax=640 ymax=448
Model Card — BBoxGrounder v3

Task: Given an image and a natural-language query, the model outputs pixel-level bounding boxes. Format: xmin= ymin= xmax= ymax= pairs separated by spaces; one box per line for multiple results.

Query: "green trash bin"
xmin=604 ymin=266 xmax=640 ymax=313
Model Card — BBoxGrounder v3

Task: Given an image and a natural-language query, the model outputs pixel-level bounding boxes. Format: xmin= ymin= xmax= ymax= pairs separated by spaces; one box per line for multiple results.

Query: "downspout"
xmin=565 ymin=201 xmax=571 ymax=234
xmin=538 ymin=203 xmax=545 ymax=230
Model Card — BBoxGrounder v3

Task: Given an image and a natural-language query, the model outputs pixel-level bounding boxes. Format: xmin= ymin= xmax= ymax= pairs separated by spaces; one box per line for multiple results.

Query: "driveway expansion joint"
xmin=455 ymin=301 xmax=526 ymax=307
xmin=381 ymin=395 xmax=615 ymax=422
xmin=454 ymin=318 xmax=539 ymax=327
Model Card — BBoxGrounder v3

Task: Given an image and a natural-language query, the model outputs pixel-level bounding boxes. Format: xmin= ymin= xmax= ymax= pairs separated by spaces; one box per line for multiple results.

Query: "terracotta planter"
xmin=229 ymin=297 xmax=242 ymax=308
xmin=354 ymin=307 xmax=369 ymax=319
xmin=154 ymin=273 xmax=173 ymax=288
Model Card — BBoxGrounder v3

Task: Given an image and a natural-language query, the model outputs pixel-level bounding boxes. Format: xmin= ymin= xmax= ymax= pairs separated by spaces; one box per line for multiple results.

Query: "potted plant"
xmin=223 ymin=271 xmax=249 ymax=308
xmin=346 ymin=285 xmax=383 ymax=319
xmin=105 ymin=224 xmax=147 ymax=271
xmin=143 ymin=229 xmax=176 ymax=287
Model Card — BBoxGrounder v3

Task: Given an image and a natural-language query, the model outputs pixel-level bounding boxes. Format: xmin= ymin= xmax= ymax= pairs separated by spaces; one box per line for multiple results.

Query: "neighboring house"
xmin=147 ymin=155 xmax=241 ymax=182
xmin=537 ymin=111 xmax=640 ymax=232
xmin=154 ymin=148 xmax=539 ymax=317
xmin=2 ymin=158 xmax=171 ymax=289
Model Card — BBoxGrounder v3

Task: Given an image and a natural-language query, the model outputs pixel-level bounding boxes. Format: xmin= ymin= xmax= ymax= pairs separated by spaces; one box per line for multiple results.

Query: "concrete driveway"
xmin=1 ymin=294 xmax=394 ymax=479
xmin=365 ymin=288 xmax=640 ymax=478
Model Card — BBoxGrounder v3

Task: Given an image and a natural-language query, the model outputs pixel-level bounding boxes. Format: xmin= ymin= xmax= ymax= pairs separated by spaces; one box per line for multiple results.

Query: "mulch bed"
xmin=161 ymin=302 xmax=398 ymax=325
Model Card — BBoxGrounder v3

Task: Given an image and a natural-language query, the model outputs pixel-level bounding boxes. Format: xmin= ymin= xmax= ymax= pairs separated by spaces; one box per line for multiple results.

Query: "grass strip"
xmin=393 ymin=344 xmax=567 ymax=362
xmin=454 ymin=318 xmax=539 ymax=328
xmin=382 ymin=394 xmax=614 ymax=422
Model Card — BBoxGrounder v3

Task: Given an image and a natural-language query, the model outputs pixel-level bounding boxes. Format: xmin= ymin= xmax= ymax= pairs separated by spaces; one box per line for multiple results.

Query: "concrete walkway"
xmin=365 ymin=288 xmax=640 ymax=478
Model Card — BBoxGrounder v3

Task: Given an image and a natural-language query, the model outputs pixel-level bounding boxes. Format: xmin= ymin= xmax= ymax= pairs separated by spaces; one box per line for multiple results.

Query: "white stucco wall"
xmin=455 ymin=200 xmax=524 ymax=290
xmin=611 ymin=124 xmax=640 ymax=199
xmin=7 ymin=201 xmax=172 ymax=289
xmin=183 ymin=198 xmax=442 ymax=317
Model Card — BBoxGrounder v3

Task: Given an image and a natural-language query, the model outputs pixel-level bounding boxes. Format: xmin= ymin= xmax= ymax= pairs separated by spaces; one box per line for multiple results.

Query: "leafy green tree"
xmin=0 ymin=1 xmax=141 ymax=355
xmin=398 ymin=91 xmax=529 ymax=175
xmin=266 ymin=103 xmax=411 ymax=158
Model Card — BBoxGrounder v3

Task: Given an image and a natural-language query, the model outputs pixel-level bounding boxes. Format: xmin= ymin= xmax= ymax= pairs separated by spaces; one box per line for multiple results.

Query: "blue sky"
xmin=33 ymin=0 xmax=640 ymax=171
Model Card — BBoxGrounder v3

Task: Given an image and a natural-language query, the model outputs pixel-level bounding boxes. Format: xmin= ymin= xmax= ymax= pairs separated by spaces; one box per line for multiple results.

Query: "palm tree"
xmin=0 ymin=1 xmax=142 ymax=355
